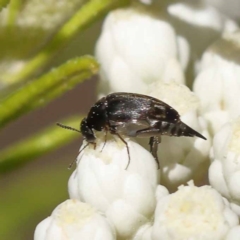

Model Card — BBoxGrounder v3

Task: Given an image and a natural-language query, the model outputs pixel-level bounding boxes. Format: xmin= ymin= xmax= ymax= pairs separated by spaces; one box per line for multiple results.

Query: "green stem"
xmin=6 ymin=0 xmax=21 ymax=27
xmin=4 ymin=0 xmax=130 ymax=85
xmin=0 ymin=115 xmax=82 ymax=173
xmin=0 ymin=56 xmax=98 ymax=128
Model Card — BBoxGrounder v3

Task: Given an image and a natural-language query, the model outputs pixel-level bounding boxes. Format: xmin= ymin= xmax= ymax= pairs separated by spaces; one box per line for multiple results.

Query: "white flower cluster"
xmin=95 ymin=5 xmax=186 ymax=96
xmin=34 ymin=199 xmax=116 ymax=240
xmin=209 ymin=118 xmax=240 ymax=217
xmin=69 ymin=138 xmax=159 ymax=239
xmin=151 ymin=182 xmax=240 ymax=240
xmin=194 ymin=32 xmax=240 ymax=135
xmin=35 ymin=1 xmax=240 ymax=239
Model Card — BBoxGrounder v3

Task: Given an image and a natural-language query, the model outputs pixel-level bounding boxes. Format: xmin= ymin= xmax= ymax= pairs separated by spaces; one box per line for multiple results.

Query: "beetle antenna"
xmin=68 ymin=143 xmax=89 ymax=169
xmin=56 ymin=122 xmax=81 ymax=133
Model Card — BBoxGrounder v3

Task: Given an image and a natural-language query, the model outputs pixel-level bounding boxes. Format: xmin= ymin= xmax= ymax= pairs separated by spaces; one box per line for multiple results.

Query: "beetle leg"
xmin=68 ymin=142 xmax=92 ymax=169
xmin=149 ymin=137 xmax=154 ymax=152
xmin=135 ymin=127 xmax=160 ymax=137
xmin=100 ymin=128 xmax=108 ymax=152
xmin=115 ymin=133 xmax=131 ymax=170
xmin=109 ymin=126 xmax=131 ymax=170
xmin=135 ymin=127 xmax=161 ymax=169
xmin=149 ymin=136 xmax=160 ymax=169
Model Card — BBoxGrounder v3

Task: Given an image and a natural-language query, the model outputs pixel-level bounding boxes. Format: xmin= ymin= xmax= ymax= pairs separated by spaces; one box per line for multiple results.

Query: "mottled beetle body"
xmin=58 ymin=92 xmax=206 ymax=169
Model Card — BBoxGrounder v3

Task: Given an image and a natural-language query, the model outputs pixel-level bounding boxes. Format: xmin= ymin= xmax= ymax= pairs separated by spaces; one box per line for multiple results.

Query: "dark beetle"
xmin=58 ymin=92 xmax=206 ymax=169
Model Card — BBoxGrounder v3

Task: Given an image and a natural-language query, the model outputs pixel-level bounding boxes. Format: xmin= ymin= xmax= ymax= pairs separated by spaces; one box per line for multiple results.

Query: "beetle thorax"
xmin=86 ymin=99 xmax=108 ymax=132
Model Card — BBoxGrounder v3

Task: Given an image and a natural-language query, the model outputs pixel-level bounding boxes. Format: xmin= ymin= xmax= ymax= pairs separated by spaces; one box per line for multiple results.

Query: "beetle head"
xmin=80 ymin=118 xmax=96 ymax=143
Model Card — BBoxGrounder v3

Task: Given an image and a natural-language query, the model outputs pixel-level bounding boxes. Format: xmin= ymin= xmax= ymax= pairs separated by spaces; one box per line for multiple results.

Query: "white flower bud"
xmin=133 ymin=185 xmax=169 ymax=240
xmin=34 ymin=199 xmax=116 ymax=240
xmin=194 ymin=32 xmax=240 ymax=134
xmin=152 ymin=181 xmax=239 ymax=240
xmin=142 ymin=82 xmax=211 ymax=191
xmin=209 ymin=117 xmax=240 ymax=217
xmin=68 ymin=137 xmax=159 ymax=239
xmin=95 ymin=6 xmax=185 ymax=95
xmin=133 ymin=223 xmax=153 ymax=240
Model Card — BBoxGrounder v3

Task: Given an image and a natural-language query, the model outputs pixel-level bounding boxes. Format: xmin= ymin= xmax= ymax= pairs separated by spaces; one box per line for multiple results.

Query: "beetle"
xmin=57 ymin=92 xmax=206 ymax=169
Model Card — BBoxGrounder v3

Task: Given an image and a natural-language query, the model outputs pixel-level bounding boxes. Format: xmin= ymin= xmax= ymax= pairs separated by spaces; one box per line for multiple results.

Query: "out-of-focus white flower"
xmin=209 ymin=117 xmax=240 ymax=217
xmin=95 ymin=5 xmax=186 ymax=96
xmin=34 ymin=199 xmax=116 ymax=240
xmin=193 ymin=32 xmax=240 ymax=135
xmin=68 ymin=136 xmax=159 ymax=239
xmin=139 ymin=82 xmax=211 ymax=191
xmin=166 ymin=0 xmax=238 ymax=84
xmin=0 ymin=60 xmax=26 ymax=87
xmin=0 ymin=0 xmax=83 ymax=29
xmin=204 ymin=0 xmax=240 ymax=21
xmin=0 ymin=0 xmax=84 ymax=85
xmin=152 ymin=181 xmax=239 ymax=240
xmin=167 ymin=0 xmax=238 ymax=58
xmin=139 ymin=0 xmax=152 ymax=5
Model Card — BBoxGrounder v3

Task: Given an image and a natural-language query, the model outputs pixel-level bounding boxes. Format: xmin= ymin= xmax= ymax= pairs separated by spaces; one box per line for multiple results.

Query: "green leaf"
xmin=0 ymin=115 xmax=82 ymax=173
xmin=0 ymin=56 xmax=98 ymax=128
xmin=3 ymin=0 xmax=130 ymax=85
